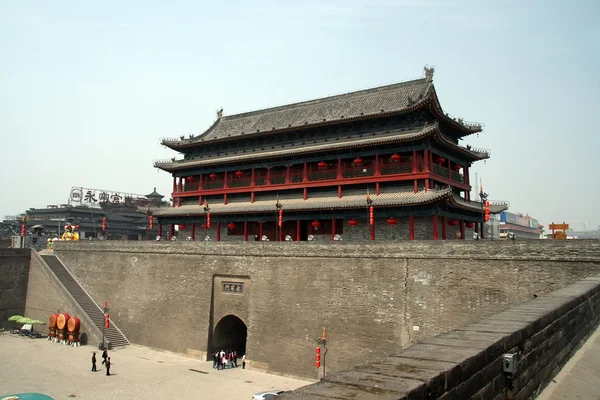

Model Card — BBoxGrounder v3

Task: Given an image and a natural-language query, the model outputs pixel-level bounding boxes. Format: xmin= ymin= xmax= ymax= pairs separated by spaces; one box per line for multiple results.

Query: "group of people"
xmin=91 ymin=348 xmax=111 ymax=375
xmin=212 ymin=349 xmax=245 ymax=370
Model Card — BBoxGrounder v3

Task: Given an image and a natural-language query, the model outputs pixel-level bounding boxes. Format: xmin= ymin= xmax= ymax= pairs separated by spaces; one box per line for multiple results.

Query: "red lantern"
xmin=101 ymin=218 xmax=107 ymax=231
xmin=278 ymin=209 xmax=283 ymax=228
xmin=227 ymin=222 xmax=236 ymax=230
xmin=485 ymin=214 xmax=490 ymax=222
xmin=21 ymin=225 xmax=26 ymax=236
xmin=311 ymin=220 xmax=320 ymax=230
xmin=316 ymin=347 xmax=321 ymax=368
xmin=391 ymin=153 xmax=401 ymax=162
xmin=149 ymin=216 xmax=153 ymax=229
xmin=178 ymin=224 xmax=186 ymax=231
xmin=387 ymin=217 xmax=397 ymax=225
xmin=186 ymin=176 xmax=194 ymax=182
xmin=201 ymin=224 xmax=207 ymax=229
xmin=104 ymin=314 xmax=110 ymax=329
xmin=207 ymin=214 xmax=211 ymax=228
xmin=353 ymin=157 xmax=363 ymax=166
xmin=209 ymin=173 xmax=217 ymax=180
xmin=318 ymin=161 xmax=327 ymax=169
xmin=348 ymin=219 xmax=358 ymax=226
xmin=436 ymin=157 xmax=446 ymax=164
xmin=369 ymin=206 xmax=374 ymax=226
xmin=465 ymin=221 xmax=475 ymax=228
xmin=452 ymin=164 xmax=462 ymax=171
xmin=448 ymin=219 xmax=459 ymax=226
xmin=104 ymin=300 xmax=108 ymax=310
xmin=235 ymin=171 xmax=244 ymax=177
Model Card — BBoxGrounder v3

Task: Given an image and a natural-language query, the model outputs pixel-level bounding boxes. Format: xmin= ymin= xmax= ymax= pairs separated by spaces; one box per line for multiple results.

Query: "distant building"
xmin=3 ymin=187 xmax=168 ymax=244
xmin=498 ymin=212 xmax=543 ymax=239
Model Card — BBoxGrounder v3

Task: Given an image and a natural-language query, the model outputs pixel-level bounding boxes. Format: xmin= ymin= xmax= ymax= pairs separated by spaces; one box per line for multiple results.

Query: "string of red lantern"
xmin=391 ymin=153 xmax=401 ymax=162
xmin=318 ymin=161 xmax=327 ymax=169
xmin=387 ymin=217 xmax=397 ymax=225
xmin=209 ymin=173 xmax=217 ymax=180
xmin=353 ymin=157 xmax=363 ymax=166
xmin=235 ymin=171 xmax=243 ymax=177
xmin=227 ymin=222 xmax=236 ymax=230
xmin=369 ymin=206 xmax=374 ymax=226
xmin=348 ymin=219 xmax=358 ymax=226
xmin=448 ymin=219 xmax=459 ymax=226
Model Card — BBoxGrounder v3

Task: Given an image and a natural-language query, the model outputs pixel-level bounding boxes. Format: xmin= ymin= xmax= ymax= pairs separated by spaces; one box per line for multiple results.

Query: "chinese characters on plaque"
xmin=222 ymin=282 xmax=244 ymax=293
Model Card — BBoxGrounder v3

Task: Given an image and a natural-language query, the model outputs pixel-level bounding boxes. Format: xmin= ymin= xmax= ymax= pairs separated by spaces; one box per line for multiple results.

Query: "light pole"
xmin=479 ymin=188 xmax=488 ymax=240
xmin=276 ymin=196 xmax=282 ymax=242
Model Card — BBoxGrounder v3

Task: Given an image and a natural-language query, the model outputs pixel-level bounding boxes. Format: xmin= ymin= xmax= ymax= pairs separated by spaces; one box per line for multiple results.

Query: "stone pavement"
xmin=537 ymin=324 xmax=600 ymax=400
xmin=0 ymin=333 xmax=312 ymax=400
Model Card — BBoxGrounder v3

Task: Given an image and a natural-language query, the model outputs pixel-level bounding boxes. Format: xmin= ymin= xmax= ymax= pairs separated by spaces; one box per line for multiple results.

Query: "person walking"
xmin=242 ymin=354 xmax=246 ymax=369
xmin=91 ymin=352 xmax=97 ymax=372
xmin=101 ymin=349 xmax=108 ymax=365
xmin=105 ymin=357 xmax=111 ymax=376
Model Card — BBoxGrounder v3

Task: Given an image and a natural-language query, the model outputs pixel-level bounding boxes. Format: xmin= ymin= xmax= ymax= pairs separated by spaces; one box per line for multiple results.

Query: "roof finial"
xmin=216 ymin=108 xmax=223 ymax=119
xmin=424 ymin=65 xmax=435 ymax=82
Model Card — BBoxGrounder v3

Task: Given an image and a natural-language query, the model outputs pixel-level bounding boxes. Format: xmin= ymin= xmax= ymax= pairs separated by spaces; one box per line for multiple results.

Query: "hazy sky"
xmin=1 ymin=0 xmax=599 ymax=231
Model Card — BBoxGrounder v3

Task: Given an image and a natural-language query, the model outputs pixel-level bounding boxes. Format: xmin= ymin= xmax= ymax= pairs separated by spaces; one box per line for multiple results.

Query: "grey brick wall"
xmin=0 ymin=249 xmax=30 ymax=328
xmin=283 ymin=274 xmax=600 ymax=399
xmin=48 ymin=240 xmax=600 ymax=379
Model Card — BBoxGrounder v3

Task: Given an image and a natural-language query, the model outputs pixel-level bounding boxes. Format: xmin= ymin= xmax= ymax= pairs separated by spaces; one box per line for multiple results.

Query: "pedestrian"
xmin=101 ymin=349 xmax=108 ymax=365
xmin=233 ymin=351 xmax=238 ymax=368
xmin=242 ymin=354 xmax=246 ymax=369
xmin=92 ymin=352 xmax=97 ymax=372
xmin=105 ymin=357 xmax=111 ymax=376
xmin=213 ymin=352 xmax=219 ymax=369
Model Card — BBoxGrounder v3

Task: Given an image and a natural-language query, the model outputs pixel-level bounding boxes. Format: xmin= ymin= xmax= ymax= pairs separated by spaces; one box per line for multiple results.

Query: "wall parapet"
xmin=283 ymin=274 xmax=600 ymax=399
xmin=53 ymin=240 xmax=600 ymax=263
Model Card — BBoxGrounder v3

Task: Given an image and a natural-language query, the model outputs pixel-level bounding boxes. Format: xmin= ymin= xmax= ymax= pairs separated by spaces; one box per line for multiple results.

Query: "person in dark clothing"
xmin=105 ymin=357 xmax=111 ymax=376
xmin=101 ymin=349 xmax=108 ymax=365
xmin=92 ymin=352 xmax=97 ymax=372
xmin=233 ymin=351 xmax=238 ymax=367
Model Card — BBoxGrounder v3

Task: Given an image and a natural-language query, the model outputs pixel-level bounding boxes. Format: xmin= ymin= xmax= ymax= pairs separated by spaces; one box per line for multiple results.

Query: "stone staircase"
xmin=40 ymin=254 xmax=129 ymax=348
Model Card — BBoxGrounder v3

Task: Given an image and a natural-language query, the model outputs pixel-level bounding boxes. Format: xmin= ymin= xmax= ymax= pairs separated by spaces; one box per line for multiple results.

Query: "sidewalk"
xmin=537 ymin=324 xmax=600 ymax=400
xmin=0 ymin=333 xmax=312 ymax=400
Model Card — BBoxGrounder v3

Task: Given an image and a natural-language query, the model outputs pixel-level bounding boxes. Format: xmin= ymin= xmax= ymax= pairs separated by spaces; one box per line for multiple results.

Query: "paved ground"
xmin=0 ymin=333 xmax=312 ymax=400
xmin=537 ymin=324 xmax=600 ymax=400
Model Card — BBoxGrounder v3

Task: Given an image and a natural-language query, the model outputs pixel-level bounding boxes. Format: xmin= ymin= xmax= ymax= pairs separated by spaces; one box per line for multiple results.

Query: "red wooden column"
xmin=158 ymin=224 xmax=163 ymax=238
xmin=303 ymin=162 xmax=308 ymax=200
xmin=423 ymin=150 xmax=429 ymax=191
xmin=412 ymin=150 xmax=417 ymax=172
xmin=414 ymin=180 xmax=418 ymax=193
xmin=199 ymin=173 xmax=203 ymax=190
xmin=433 ymin=215 xmax=439 ymax=240
xmin=331 ymin=218 xmax=336 ymax=241
xmin=224 ymin=171 xmax=228 ymax=188
xmin=409 ymin=216 xmax=415 ymax=240
xmin=441 ymin=217 xmax=447 ymax=240
xmin=243 ymin=221 xmax=248 ymax=241
xmin=286 ymin=166 xmax=291 ymax=184
xmin=169 ymin=224 xmax=174 ymax=240
xmin=259 ymin=222 xmax=263 ymax=241
xmin=191 ymin=223 xmax=196 ymax=241
xmin=224 ymin=194 xmax=228 ymax=205
xmin=266 ymin=168 xmax=271 ymax=185
xmin=216 ymin=222 xmax=221 ymax=241
xmin=459 ymin=219 xmax=465 ymax=240
xmin=296 ymin=219 xmax=301 ymax=241
xmin=337 ymin=158 xmax=343 ymax=198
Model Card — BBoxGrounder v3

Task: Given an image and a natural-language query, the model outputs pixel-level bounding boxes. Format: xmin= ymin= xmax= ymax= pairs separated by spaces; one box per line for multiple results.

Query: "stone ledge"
xmin=281 ymin=273 xmax=600 ymax=399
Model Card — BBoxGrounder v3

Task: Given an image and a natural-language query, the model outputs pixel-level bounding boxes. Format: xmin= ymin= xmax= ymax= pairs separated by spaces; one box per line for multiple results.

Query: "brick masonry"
xmin=25 ymin=240 xmax=600 ymax=380
xmin=0 ymin=249 xmax=30 ymax=328
xmin=283 ymin=274 xmax=600 ymax=399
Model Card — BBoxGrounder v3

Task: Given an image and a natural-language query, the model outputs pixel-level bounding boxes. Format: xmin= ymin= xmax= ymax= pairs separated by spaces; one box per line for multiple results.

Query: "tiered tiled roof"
xmin=154 ymin=122 xmax=488 ymax=172
xmin=151 ymin=186 xmax=505 ymax=218
xmin=161 ymin=67 xmax=482 ymax=150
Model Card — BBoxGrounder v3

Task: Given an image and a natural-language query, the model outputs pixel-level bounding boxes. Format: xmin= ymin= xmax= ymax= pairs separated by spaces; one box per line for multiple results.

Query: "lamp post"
xmin=203 ymin=200 xmax=211 ymax=241
xmin=316 ymin=327 xmax=328 ymax=377
xmin=479 ymin=188 xmax=488 ymax=240
xmin=366 ymin=192 xmax=374 ymax=241
xmin=275 ymin=196 xmax=282 ymax=242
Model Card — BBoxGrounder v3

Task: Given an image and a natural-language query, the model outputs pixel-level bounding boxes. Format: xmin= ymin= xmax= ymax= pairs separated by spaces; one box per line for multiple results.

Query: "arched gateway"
xmin=212 ymin=314 xmax=247 ymax=355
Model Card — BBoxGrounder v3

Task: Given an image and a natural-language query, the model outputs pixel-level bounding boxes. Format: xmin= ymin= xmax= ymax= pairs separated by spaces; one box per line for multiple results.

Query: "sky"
xmin=1 ymin=0 xmax=599 ymax=231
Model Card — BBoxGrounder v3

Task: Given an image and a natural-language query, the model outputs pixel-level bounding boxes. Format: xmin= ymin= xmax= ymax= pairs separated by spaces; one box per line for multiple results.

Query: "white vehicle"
xmin=252 ymin=390 xmax=287 ymax=399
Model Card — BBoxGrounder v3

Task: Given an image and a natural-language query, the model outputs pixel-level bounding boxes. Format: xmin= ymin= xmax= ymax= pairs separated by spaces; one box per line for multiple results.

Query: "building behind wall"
xmin=499 ymin=212 xmax=543 ymax=239
xmin=153 ymin=67 xmax=508 ymax=241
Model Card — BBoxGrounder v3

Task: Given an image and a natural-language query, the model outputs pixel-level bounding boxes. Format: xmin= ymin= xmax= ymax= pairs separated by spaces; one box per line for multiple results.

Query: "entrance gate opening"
xmin=212 ymin=315 xmax=247 ymax=355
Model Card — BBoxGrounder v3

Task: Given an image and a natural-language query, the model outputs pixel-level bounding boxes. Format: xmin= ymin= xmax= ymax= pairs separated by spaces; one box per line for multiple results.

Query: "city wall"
xmin=35 ymin=240 xmax=600 ymax=379
xmin=0 ymin=249 xmax=30 ymax=328
xmin=285 ymin=274 xmax=600 ymax=399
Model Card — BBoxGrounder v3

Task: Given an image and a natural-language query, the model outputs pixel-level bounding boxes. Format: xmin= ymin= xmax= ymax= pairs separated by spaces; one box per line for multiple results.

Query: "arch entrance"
xmin=212 ymin=314 xmax=247 ymax=354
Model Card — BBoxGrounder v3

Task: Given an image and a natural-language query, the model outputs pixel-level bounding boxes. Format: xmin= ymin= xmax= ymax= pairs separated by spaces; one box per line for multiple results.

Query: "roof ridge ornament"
xmin=423 ymin=65 xmax=435 ymax=82
xmin=216 ymin=108 xmax=223 ymax=119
